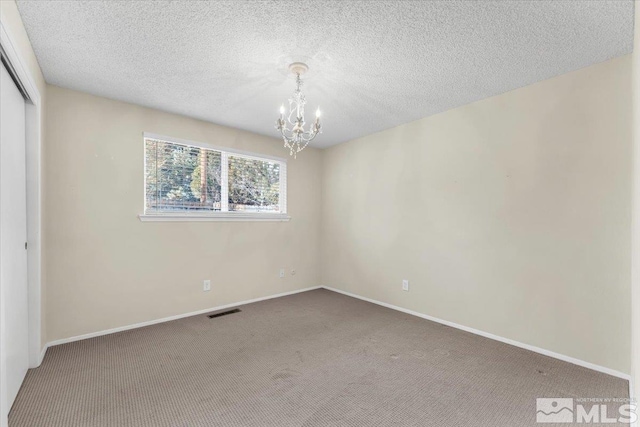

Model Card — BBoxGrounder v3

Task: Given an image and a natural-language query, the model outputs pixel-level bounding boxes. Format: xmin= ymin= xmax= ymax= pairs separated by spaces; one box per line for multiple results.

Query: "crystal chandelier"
xmin=275 ymin=62 xmax=321 ymax=158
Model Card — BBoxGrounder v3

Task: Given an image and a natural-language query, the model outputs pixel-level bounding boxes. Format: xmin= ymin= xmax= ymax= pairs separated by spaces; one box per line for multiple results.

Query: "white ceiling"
xmin=17 ymin=1 xmax=634 ymax=148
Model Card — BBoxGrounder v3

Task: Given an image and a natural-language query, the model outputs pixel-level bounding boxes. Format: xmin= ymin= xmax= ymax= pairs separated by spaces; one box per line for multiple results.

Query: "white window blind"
xmin=143 ymin=135 xmax=287 ymax=219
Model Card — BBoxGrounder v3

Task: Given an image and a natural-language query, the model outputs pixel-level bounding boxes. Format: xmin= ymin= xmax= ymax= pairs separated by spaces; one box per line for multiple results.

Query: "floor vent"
xmin=207 ymin=308 xmax=241 ymax=319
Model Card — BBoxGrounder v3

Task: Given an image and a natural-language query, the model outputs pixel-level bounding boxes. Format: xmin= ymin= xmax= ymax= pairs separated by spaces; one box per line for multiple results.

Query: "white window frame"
xmin=139 ymin=132 xmax=289 ymax=222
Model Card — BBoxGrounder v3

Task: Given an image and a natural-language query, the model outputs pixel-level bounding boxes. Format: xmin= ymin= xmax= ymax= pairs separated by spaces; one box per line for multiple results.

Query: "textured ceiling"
xmin=17 ymin=1 xmax=634 ymax=148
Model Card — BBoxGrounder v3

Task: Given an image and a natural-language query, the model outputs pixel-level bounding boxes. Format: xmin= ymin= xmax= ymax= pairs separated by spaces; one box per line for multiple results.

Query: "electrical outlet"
xmin=203 ymin=280 xmax=211 ymax=292
xmin=279 ymin=268 xmax=285 ymax=278
xmin=291 ymin=269 xmax=296 ymax=276
xmin=402 ymin=280 xmax=409 ymax=291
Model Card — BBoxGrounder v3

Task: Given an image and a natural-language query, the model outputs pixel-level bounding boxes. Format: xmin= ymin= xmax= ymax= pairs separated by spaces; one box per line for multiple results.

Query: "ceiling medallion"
xmin=275 ymin=62 xmax=321 ymax=158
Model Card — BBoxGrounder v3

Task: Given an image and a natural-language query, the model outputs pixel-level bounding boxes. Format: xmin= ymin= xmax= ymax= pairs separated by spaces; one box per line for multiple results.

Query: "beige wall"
xmin=29 ymin=5 xmax=633 ymax=375
xmin=0 ymin=0 xmax=47 ymax=350
xmin=321 ymin=56 xmax=632 ymax=374
xmin=44 ymin=85 xmax=322 ymax=342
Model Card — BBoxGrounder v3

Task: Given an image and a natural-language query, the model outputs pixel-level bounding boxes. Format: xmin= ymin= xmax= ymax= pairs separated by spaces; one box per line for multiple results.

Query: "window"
xmin=141 ymin=134 xmax=288 ymax=221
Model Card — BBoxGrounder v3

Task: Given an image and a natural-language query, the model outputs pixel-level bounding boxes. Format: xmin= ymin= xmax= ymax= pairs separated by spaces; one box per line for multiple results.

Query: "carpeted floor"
xmin=9 ymin=289 xmax=629 ymax=426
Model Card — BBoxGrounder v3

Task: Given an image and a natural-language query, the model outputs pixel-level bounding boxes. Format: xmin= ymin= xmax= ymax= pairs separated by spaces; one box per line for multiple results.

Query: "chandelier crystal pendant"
xmin=275 ymin=62 xmax=321 ymax=158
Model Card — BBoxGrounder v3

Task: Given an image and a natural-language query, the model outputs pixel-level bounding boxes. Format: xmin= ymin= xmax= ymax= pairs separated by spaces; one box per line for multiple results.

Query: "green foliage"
xmin=145 ymin=140 xmax=220 ymax=211
xmin=229 ymin=156 xmax=280 ymax=211
xmin=145 ymin=139 xmax=280 ymax=212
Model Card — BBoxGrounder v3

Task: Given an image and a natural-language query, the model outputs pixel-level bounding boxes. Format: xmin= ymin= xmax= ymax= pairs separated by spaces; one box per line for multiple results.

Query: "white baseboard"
xmin=42 ymin=284 xmax=631 ymax=384
xmin=38 ymin=344 xmax=47 ymax=366
xmin=28 ymin=342 xmax=48 ymax=368
xmin=47 ymin=286 xmax=322 ymax=348
xmin=321 ymin=286 xmax=631 ymax=382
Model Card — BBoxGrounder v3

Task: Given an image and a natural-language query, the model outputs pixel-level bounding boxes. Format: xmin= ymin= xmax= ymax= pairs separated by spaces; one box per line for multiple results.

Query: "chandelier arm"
xmin=302 ymin=131 xmax=319 ymax=143
xmin=304 ymin=127 xmax=320 ymax=138
xmin=279 ymin=128 xmax=295 ymax=140
xmin=286 ymin=99 xmax=298 ymax=125
xmin=278 ymin=125 xmax=319 ymax=143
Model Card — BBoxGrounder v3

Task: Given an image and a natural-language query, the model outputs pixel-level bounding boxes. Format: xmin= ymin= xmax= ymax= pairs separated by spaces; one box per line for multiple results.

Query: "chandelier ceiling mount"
xmin=288 ymin=62 xmax=309 ymax=76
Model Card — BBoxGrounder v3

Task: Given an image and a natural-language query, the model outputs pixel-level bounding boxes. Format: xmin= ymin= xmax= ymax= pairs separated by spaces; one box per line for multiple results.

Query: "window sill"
xmin=138 ymin=213 xmax=291 ymax=222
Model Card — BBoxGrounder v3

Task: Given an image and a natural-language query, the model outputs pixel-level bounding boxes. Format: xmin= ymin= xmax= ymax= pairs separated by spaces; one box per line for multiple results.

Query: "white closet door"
xmin=0 ymin=62 xmax=29 ymax=411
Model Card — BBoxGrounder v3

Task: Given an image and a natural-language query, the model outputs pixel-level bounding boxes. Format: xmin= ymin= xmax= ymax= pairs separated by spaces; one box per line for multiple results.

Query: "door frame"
xmin=0 ymin=19 xmax=43 ymax=369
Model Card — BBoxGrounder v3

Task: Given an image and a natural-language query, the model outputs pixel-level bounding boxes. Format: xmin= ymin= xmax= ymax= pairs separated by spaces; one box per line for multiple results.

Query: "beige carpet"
xmin=9 ymin=289 xmax=629 ymax=426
